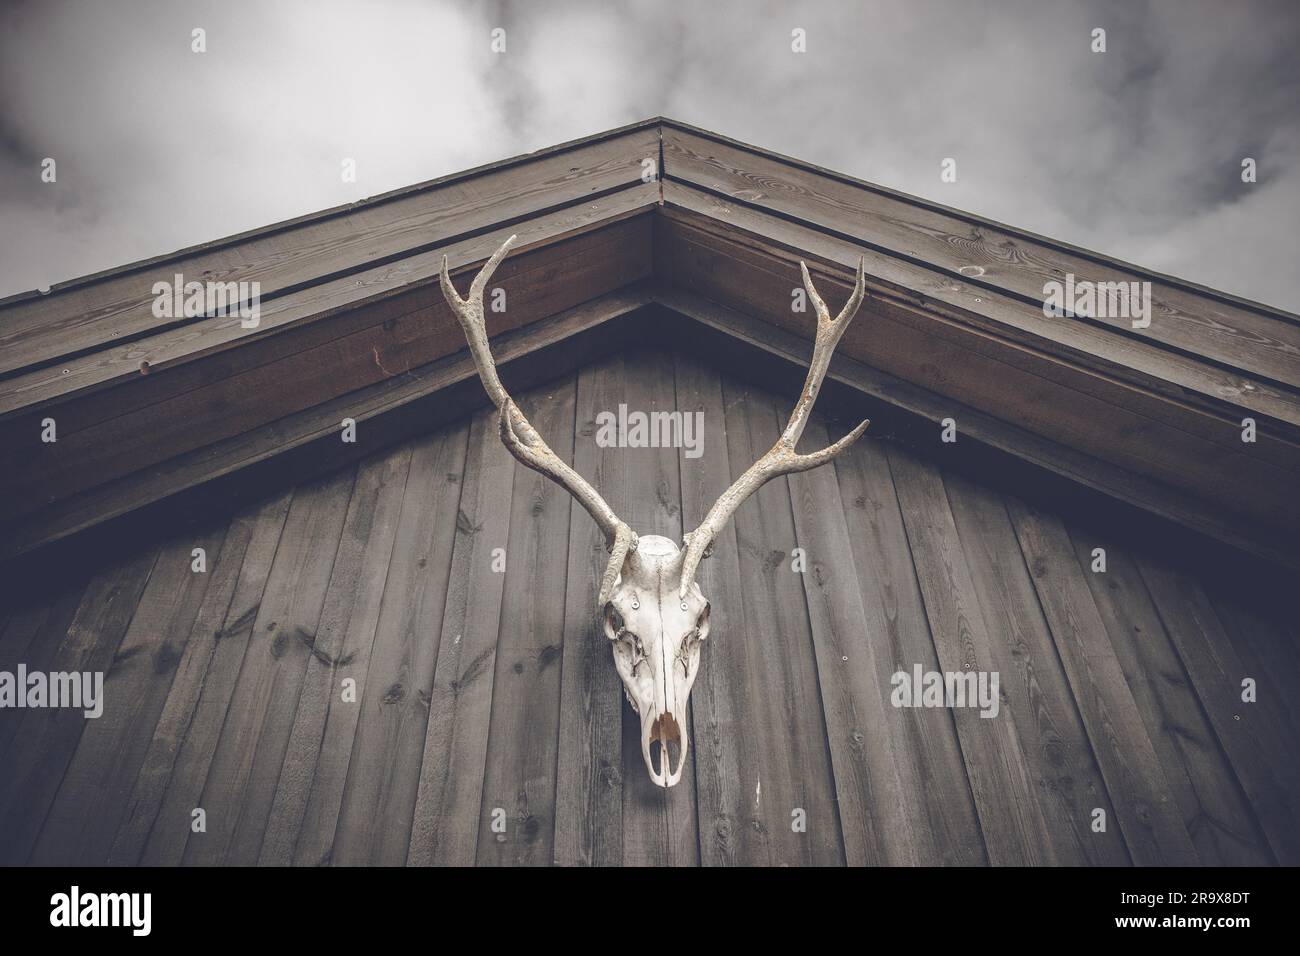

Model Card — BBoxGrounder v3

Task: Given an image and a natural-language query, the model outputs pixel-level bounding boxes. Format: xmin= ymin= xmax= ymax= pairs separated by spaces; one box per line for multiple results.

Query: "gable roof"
xmin=2 ymin=118 xmax=1297 ymax=573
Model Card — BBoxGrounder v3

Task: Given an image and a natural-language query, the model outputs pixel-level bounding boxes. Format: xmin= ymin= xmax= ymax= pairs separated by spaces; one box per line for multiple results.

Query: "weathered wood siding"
xmin=1 ymin=352 xmax=1295 ymax=866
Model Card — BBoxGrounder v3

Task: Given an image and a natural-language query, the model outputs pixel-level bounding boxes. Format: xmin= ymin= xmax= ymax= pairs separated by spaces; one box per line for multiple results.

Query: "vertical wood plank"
xmin=476 ymin=378 xmax=577 ymax=866
xmin=944 ymin=474 xmax=1128 ymax=865
xmin=1006 ymin=498 xmax=1198 ymax=865
xmin=787 ymin=421 xmax=908 ymax=865
xmin=407 ymin=408 xmax=516 ymax=866
xmin=0 ymin=576 xmax=93 ymax=766
xmin=617 ymin=351 xmax=699 ymax=866
xmin=1138 ymin=558 xmax=1300 ymax=864
xmin=32 ymin=521 xmax=227 ymax=865
xmin=182 ymin=467 xmax=354 ymax=865
xmin=705 ymin=379 xmax=841 ymax=865
xmin=132 ymin=490 xmax=294 ymax=865
xmin=0 ymin=542 xmax=160 ymax=864
xmin=107 ymin=492 xmax=286 ymax=865
xmin=331 ymin=425 xmax=468 ymax=865
xmin=1209 ymin=595 xmax=1300 ymax=747
xmin=1071 ymin=531 xmax=1272 ymax=865
xmin=259 ymin=444 xmax=412 ymax=865
xmin=832 ymin=438 xmax=985 ymax=865
xmin=674 ymin=354 xmax=768 ymax=866
xmin=553 ymin=358 xmax=627 ymax=866
xmin=889 ymin=447 xmax=1055 ymax=865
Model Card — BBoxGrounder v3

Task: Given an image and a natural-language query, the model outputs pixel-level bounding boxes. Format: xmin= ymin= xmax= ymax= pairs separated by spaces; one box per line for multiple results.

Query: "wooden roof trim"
xmin=662 ymin=127 xmax=1300 ymax=393
xmin=658 ymin=117 xmax=1300 ymax=327
xmin=660 ymin=186 xmax=1300 ymax=429
xmin=0 ymin=124 xmax=660 ymax=380
xmin=0 ymin=117 xmax=661 ymax=307
xmin=0 ymin=288 xmax=654 ymax=560
xmin=0 ymin=188 xmax=659 ymax=419
xmin=0 ymin=215 xmax=654 ymax=531
xmin=7 ymin=116 xmax=1293 ymax=406
xmin=654 ymin=285 xmax=1298 ymax=572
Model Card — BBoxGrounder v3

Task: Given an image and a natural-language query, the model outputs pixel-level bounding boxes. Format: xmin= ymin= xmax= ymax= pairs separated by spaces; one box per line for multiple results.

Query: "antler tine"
xmin=440 ymin=236 xmax=637 ymax=605
xmin=679 ymin=256 xmax=870 ymax=598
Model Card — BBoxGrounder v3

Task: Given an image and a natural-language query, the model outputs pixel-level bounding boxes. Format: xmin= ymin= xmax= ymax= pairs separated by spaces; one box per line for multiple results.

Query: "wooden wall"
xmin=2 ymin=352 xmax=1295 ymax=866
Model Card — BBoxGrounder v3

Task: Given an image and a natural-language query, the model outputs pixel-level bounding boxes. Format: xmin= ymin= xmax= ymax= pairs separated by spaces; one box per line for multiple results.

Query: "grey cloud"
xmin=1 ymin=0 xmax=1297 ymax=309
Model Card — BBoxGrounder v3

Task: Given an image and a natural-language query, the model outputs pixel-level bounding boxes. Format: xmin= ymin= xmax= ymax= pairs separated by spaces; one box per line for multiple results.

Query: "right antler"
xmin=678 ymin=257 xmax=871 ymax=597
xmin=439 ymin=235 xmax=637 ymax=605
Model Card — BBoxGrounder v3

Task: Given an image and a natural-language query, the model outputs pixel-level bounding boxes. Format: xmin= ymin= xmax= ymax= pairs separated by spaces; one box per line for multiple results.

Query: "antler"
xmin=440 ymin=235 xmax=637 ymax=605
xmin=679 ymin=257 xmax=871 ymax=597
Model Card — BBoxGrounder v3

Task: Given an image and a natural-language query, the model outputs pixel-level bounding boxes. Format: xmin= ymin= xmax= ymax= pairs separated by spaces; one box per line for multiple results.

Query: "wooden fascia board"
xmin=0 ymin=121 xmax=663 ymax=383
xmin=0 ymin=211 xmax=655 ymax=529
xmin=657 ymin=116 xmax=1300 ymax=330
xmin=0 ymin=117 xmax=663 ymax=309
xmin=0 ymin=286 xmax=657 ymax=564
xmin=654 ymin=200 xmax=1300 ymax=556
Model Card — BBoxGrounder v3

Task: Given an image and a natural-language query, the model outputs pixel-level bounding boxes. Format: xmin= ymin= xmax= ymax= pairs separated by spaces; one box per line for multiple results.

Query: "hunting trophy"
xmin=439 ymin=236 xmax=869 ymax=787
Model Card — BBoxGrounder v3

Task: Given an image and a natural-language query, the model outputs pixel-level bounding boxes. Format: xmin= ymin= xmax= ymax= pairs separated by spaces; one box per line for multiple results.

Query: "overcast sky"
xmin=2 ymin=0 xmax=1297 ymax=309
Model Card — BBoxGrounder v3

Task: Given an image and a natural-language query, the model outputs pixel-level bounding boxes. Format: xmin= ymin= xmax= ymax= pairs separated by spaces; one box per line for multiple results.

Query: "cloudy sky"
xmin=2 ymin=0 xmax=1297 ymax=309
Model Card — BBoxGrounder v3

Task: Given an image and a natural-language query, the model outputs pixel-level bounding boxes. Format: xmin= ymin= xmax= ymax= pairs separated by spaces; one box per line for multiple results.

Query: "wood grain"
xmin=553 ymin=358 xmax=628 ymax=866
xmin=4 ymin=350 xmax=1293 ymax=867
xmin=475 ymin=379 xmax=577 ymax=866
xmin=106 ymin=492 xmax=288 ymax=865
xmin=1071 ymin=530 xmax=1273 ymax=865
xmin=181 ymin=468 xmax=355 ymax=865
xmin=708 ymin=379 xmax=842 ymax=865
xmin=1138 ymin=559 xmax=1300 ymax=864
xmin=0 ymin=542 xmax=161 ymax=864
xmin=831 ymin=437 xmax=985 ymax=865
xmin=1008 ymin=499 xmax=1199 ymax=864
xmin=259 ymin=444 xmax=412 ymax=865
xmin=889 ymin=447 xmax=1055 ymax=865
xmin=31 ymin=522 xmax=227 ymax=865
xmin=943 ymin=473 xmax=1128 ymax=865
xmin=0 ymin=128 xmax=658 ymax=378
xmin=407 ymin=408 xmax=516 ymax=866
xmin=329 ymin=426 xmax=469 ymax=865
xmin=663 ymin=126 xmax=1300 ymax=386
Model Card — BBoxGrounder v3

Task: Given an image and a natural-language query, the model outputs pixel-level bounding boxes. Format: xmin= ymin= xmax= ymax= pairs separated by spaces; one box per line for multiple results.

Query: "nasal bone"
xmin=647 ymin=711 xmax=685 ymax=787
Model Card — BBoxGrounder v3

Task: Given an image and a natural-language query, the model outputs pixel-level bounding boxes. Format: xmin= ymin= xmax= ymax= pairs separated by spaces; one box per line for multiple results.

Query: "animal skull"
xmin=603 ymin=535 xmax=709 ymax=787
xmin=439 ymin=235 xmax=869 ymax=787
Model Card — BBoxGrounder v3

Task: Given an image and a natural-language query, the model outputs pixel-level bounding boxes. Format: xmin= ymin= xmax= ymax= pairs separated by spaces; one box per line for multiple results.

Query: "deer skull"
xmin=602 ymin=535 xmax=709 ymax=787
xmin=439 ymin=235 xmax=869 ymax=787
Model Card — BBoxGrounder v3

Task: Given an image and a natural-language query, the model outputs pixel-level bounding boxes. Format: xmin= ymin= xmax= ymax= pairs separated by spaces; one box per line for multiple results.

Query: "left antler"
xmin=678 ymin=257 xmax=871 ymax=597
xmin=440 ymin=235 xmax=637 ymax=605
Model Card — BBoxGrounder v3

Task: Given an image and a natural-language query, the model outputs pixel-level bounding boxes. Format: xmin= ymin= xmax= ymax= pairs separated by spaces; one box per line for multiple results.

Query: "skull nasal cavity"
xmin=650 ymin=712 xmax=681 ymax=745
xmin=649 ymin=712 xmax=684 ymax=779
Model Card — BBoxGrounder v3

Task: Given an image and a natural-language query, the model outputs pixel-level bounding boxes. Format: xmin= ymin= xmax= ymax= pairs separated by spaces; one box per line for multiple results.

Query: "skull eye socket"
xmin=602 ymin=604 xmax=625 ymax=641
xmin=677 ymin=602 xmax=711 ymax=671
xmin=603 ymin=603 xmax=645 ymax=671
